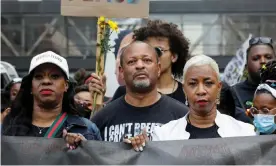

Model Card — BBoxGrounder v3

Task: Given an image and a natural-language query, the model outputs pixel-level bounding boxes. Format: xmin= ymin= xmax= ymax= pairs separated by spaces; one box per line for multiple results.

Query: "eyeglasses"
xmin=155 ymin=47 xmax=170 ymax=57
xmin=249 ymin=37 xmax=273 ymax=47
xmin=249 ymin=107 xmax=276 ymax=115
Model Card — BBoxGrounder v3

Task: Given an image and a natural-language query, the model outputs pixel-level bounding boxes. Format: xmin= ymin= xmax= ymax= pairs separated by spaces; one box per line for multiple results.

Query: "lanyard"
xmin=44 ymin=112 xmax=68 ymax=138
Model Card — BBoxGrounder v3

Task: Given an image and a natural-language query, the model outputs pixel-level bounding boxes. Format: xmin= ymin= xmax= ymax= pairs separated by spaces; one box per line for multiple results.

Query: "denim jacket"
xmin=1 ymin=115 xmax=102 ymax=140
xmin=61 ymin=115 xmax=102 ymax=141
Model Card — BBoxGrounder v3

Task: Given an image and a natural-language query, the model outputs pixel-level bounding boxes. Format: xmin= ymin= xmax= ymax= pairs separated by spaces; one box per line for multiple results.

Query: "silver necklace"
xmin=37 ymin=126 xmax=46 ymax=134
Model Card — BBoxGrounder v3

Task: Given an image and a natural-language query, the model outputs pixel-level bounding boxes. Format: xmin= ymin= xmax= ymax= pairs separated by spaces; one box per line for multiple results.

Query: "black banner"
xmin=1 ymin=135 xmax=276 ymax=165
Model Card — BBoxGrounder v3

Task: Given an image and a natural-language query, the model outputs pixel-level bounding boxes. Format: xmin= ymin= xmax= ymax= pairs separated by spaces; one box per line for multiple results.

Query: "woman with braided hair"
xmin=250 ymin=60 xmax=276 ymax=134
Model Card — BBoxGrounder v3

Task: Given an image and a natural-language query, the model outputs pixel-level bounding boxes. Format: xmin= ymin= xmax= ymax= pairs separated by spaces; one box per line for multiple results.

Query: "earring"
xmin=185 ymin=98 xmax=189 ymax=106
xmin=216 ymin=95 xmax=220 ymax=105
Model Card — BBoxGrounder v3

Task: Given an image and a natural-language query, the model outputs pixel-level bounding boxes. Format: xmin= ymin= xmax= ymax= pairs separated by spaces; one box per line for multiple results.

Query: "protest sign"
xmin=61 ymin=0 xmax=149 ymax=18
xmin=2 ymin=135 xmax=276 ymax=165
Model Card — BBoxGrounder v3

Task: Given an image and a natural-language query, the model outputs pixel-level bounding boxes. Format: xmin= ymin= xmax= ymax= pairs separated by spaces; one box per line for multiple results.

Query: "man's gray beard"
xmin=131 ymin=79 xmax=152 ymax=93
xmin=133 ymin=79 xmax=150 ymax=88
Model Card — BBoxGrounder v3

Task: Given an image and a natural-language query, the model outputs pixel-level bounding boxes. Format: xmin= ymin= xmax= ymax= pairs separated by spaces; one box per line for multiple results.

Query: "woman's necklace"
xmin=158 ymin=80 xmax=176 ymax=94
xmin=37 ymin=126 xmax=47 ymax=134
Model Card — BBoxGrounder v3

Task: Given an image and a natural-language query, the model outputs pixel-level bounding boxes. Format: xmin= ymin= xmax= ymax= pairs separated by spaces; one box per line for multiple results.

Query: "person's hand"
xmin=123 ymin=129 xmax=149 ymax=152
xmin=1 ymin=107 xmax=11 ymax=123
xmin=63 ymin=129 xmax=87 ymax=150
xmin=86 ymin=73 xmax=107 ymax=97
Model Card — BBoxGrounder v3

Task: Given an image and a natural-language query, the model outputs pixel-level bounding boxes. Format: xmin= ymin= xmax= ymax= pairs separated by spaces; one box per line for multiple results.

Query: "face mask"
xmin=75 ymin=103 xmax=92 ymax=119
xmin=253 ymin=114 xmax=276 ymax=134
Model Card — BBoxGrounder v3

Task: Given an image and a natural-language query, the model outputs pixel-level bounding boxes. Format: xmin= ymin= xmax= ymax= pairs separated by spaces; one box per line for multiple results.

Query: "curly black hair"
xmin=133 ymin=19 xmax=190 ymax=79
xmin=260 ymin=60 xmax=276 ymax=83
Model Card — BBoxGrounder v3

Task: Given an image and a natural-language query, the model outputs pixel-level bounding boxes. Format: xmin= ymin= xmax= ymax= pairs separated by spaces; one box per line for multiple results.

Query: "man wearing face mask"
xmin=231 ymin=37 xmax=276 ymax=111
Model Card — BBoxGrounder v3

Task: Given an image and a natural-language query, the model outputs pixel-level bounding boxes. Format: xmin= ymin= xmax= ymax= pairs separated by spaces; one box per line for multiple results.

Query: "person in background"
xmin=250 ymin=60 xmax=276 ymax=135
xmin=91 ymin=41 xmax=188 ymax=143
xmin=251 ymin=83 xmax=276 ymax=135
xmin=90 ymin=19 xmax=190 ymax=104
xmin=231 ymin=37 xmax=276 ymax=110
xmin=74 ymin=68 xmax=92 ymax=86
xmin=74 ymin=68 xmax=109 ymax=104
xmin=87 ymin=30 xmax=134 ymax=103
xmin=114 ymin=30 xmax=134 ymax=86
xmin=2 ymin=51 xmax=101 ymax=149
xmin=3 ymin=78 xmax=22 ymax=103
xmin=1 ymin=78 xmax=22 ymax=124
xmin=74 ymin=85 xmax=93 ymax=119
xmin=125 ymin=55 xmax=255 ymax=151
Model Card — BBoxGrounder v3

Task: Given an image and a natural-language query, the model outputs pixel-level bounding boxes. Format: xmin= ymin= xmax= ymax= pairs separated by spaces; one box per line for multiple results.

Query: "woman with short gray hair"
xmin=151 ymin=55 xmax=256 ymax=140
xmin=125 ymin=55 xmax=256 ymax=151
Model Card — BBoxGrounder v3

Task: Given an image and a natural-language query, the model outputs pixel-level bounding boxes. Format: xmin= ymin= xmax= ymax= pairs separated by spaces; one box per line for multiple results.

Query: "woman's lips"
xmin=40 ymin=90 xmax=53 ymax=95
xmin=196 ymin=100 xmax=208 ymax=106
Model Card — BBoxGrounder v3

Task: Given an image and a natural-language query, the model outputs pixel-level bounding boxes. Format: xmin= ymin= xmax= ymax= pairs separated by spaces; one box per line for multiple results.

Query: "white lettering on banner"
xmin=104 ymin=122 xmax=162 ymax=142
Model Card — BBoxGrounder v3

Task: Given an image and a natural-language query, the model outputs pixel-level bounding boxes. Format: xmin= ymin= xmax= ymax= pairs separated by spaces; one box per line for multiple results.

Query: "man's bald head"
xmin=119 ymin=41 xmax=161 ymax=94
xmin=120 ymin=41 xmax=160 ymax=67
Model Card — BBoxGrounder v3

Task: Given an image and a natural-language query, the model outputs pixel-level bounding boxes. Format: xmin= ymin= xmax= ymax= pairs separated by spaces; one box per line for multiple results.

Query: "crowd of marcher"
xmin=1 ymin=19 xmax=275 ymax=152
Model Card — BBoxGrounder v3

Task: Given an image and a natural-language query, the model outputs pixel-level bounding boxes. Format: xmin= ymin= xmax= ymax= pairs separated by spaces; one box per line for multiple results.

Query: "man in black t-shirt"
xmin=88 ymin=20 xmax=189 ymax=105
xmin=91 ymin=41 xmax=188 ymax=142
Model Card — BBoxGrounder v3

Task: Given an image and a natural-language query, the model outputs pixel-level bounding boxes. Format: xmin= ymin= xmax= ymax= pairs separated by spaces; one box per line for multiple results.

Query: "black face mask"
xmin=75 ymin=103 xmax=91 ymax=119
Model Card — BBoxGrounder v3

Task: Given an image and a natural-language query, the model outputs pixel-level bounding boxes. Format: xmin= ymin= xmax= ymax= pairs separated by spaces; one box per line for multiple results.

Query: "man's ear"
xmin=171 ymin=53 xmax=178 ymax=63
xmin=119 ymin=65 xmax=124 ymax=80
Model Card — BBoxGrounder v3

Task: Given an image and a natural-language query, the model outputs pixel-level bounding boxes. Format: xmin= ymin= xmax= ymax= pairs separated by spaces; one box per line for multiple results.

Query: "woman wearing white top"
xmin=124 ymin=55 xmax=256 ymax=151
